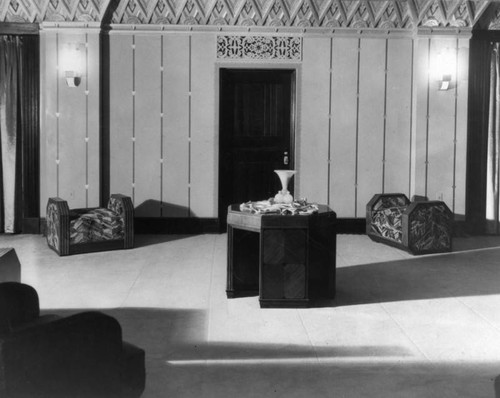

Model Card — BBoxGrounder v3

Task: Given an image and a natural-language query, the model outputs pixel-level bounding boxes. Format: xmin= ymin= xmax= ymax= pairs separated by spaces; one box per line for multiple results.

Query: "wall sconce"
xmin=65 ymin=71 xmax=81 ymax=88
xmin=60 ymin=42 xmax=85 ymax=88
xmin=431 ymin=48 xmax=457 ymax=91
xmin=439 ymin=74 xmax=452 ymax=91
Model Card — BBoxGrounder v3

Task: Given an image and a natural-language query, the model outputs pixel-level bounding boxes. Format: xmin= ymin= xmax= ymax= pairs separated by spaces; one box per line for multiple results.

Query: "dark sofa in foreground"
xmin=0 ymin=282 xmax=145 ymax=397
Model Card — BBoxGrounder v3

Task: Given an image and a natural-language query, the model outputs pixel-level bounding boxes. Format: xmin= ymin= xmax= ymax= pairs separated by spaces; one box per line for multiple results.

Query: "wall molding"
xmin=0 ymin=0 xmax=494 ymax=31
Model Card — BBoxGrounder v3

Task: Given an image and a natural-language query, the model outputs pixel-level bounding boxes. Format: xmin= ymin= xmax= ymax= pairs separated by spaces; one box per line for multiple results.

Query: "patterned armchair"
xmin=366 ymin=193 xmax=453 ymax=255
xmin=46 ymin=194 xmax=134 ymax=256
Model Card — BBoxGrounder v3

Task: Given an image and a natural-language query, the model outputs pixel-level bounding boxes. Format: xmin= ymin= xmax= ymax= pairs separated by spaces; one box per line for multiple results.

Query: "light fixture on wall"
xmin=60 ymin=42 xmax=85 ymax=88
xmin=439 ymin=74 xmax=452 ymax=91
xmin=431 ymin=48 xmax=457 ymax=91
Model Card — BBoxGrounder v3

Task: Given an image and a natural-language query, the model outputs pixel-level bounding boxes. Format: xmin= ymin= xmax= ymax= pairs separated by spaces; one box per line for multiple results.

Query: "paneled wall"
xmin=40 ymin=26 xmax=100 ymax=212
xmin=299 ymin=34 xmax=468 ymax=218
xmin=108 ymin=31 xmax=216 ymax=218
xmin=414 ymin=36 xmax=469 ymax=219
xmin=40 ymin=27 xmax=470 ymax=220
xmin=300 ymin=36 xmax=412 ymax=217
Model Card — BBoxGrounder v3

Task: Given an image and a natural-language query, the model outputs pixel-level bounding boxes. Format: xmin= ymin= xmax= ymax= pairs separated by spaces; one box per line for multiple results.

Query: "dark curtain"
xmin=487 ymin=42 xmax=500 ymax=233
xmin=467 ymin=32 xmax=500 ymax=235
xmin=0 ymin=36 xmax=22 ymax=233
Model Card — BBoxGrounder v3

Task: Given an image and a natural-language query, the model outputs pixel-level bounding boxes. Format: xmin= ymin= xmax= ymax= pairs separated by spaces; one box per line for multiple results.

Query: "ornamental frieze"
xmin=0 ymin=0 xmax=495 ymax=30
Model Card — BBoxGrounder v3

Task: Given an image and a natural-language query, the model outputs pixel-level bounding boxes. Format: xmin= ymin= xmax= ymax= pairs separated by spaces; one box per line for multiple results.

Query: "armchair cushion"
xmin=70 ymin=208 xmax=124 ymax=244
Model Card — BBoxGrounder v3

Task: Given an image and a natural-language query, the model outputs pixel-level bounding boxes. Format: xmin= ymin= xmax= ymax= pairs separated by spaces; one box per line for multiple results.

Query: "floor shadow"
xmin=41 ymin=307 xmax=412 ymax=361
xmin=38 ymin=307 xmax=500 ymax=397
xmin=336 ymin=246 xmax=500 ymax=306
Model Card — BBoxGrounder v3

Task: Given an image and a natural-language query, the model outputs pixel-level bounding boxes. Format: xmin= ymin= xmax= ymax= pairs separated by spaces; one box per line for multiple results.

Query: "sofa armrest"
xmin=402 ymin=201 xmax=453 ymax=254
xmin=46 ymin=197 xmax=71 ymax=256
xmin=108 ymin=194 xmax=134 ymax=248
xmin=366 ymin=193 xmax=410 ymax=235
xmin=0 ymin=282 xmax=40 ymax=333
xmin=0 ymin=311 xmax=124 ymax=397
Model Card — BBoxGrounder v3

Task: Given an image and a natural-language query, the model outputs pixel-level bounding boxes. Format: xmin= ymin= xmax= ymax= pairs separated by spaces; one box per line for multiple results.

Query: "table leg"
xmin=226 ymin=225 xmax=235 ymax=298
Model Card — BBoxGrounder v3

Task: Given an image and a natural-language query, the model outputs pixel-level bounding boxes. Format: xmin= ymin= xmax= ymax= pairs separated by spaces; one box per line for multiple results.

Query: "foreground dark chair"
xmin=0 ymin=248 xmax=21 ymax=282
xmin=0 ymin=282 xmax=145 ymax=397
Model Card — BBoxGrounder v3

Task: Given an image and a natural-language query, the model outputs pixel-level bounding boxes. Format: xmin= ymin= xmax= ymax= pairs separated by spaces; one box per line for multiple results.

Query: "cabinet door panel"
xmin=262 ymin=229 xmax=306 ymax=264
xmin=284 ymin=263 xmax=306 ymax=299
xmin=261 ymin=263 xmax=284 ymax=299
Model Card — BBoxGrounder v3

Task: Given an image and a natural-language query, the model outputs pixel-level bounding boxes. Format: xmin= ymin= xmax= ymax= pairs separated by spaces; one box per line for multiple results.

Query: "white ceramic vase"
xmin=274 ymin=170 xmax=296 ymax=204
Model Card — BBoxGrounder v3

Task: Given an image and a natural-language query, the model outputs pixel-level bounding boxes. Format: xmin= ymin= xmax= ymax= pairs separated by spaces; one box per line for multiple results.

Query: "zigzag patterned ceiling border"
xmin=0 ymin=0 xmax=494 ymax=29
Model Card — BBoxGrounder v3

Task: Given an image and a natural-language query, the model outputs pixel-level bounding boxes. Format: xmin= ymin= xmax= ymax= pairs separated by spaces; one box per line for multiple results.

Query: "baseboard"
xmin=335 ymin=218 xmax=366 ymax=234
xmin=34 ymin=216 xmax=471 ymax=237
xmin=452 ymin=220 xmax=470 ymax=237
xmin=22 ymin=218 xmax=41 ymax=234
xmin=38 ymin=217 xmax=368 ymax=235
xmin=137 ymin=217 xmax=367 ymax=235
xmin=337 ymin=218 xmax=470 ymax=237
xmin=39 ymin=217 xmax=220 ymax=236
xmin=135 ymin=217 xmax=221 ymax=234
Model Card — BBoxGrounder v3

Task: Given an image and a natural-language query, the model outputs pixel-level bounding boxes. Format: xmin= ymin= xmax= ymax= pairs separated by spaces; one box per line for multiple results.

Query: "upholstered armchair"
xmin=46 ymin=194 xmax=134 ymax=256
xmin=366 ymin=193 xmax=453 ymax=255
xmin=0 ymin=282 xmax=145 ymax=397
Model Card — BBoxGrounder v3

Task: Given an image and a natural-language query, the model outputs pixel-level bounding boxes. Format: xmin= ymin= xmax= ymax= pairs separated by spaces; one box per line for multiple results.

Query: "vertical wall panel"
xmin=191 ymin=34 xmax=217 ymax=217
xmin=134 ymin=35 xmax=162 ymax=217
xmin=86 ymin=32 xmax=101 ymax=208
xmin=299 ymin=37 xmax=330 ymax=204
xmin=40 ymin=31 xmax=58 ymax=216
xmin=427 ymin=38 xmax=457 ymax=206
xmin=455 ymin=38 xmax=469 ymax=216
xmin=414 ymin=37 xmax=430 ymax=198
xmin=163 ymin=34 xmax=190 ymax=217
xmin=58 ymin=33 xmax=88 ymax=207
xmin=109 ymin=34 xmax=134 ymax=198
xmin=331 ymin=37 xmax=359 ymax=217
xmin=385 ymin=39 xmax=413 ymax=195
xmin=357 ymin=38 xmax=386 ymax=216
xmin=53 ymin=34 xmax=87 ymax=207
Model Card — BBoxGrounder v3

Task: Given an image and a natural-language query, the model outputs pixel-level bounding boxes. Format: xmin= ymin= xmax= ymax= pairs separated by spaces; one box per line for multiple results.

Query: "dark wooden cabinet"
xmin=226 ymin=204 xmax=336 ymax=308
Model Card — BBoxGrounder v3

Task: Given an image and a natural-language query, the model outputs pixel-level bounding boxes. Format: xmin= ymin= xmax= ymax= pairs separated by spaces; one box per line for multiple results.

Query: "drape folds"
xmin=0 ymin=36 xmax=22 ymax=233
xmin=486 ymin=42 xmax=500 ymax=234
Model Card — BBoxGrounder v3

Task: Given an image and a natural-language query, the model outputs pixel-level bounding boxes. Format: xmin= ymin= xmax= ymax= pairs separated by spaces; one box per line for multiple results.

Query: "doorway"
xmin=218 ymin=68 xmax=296 ymax=226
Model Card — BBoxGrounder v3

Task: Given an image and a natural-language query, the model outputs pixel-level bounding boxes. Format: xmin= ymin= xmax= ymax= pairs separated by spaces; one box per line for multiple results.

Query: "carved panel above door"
xmin=0 ymin=0 xmax=495 ymax=30
xmin=217 ymin=36 xmax=302 ymax=61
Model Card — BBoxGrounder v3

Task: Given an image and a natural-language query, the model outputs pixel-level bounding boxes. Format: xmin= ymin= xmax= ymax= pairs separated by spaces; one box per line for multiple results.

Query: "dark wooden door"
xmin=219 ymin=69 xmax=295 ymax=225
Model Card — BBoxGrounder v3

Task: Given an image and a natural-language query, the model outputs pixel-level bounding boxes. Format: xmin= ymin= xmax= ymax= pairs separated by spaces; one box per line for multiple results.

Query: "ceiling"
xmin=0 ymin=0 xmax=499 ymax=30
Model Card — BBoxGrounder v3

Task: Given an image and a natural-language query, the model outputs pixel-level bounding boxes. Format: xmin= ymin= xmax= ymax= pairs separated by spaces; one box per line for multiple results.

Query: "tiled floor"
xmin=3 ymin=232 xmax=500 ymax=397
